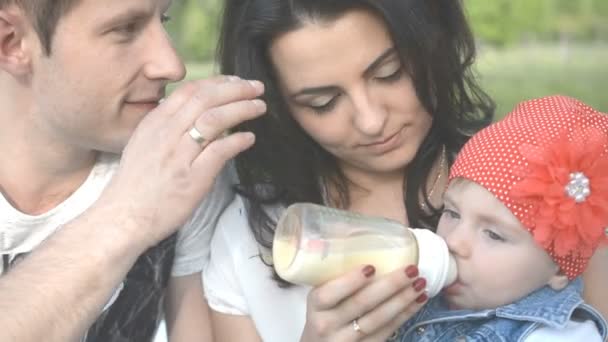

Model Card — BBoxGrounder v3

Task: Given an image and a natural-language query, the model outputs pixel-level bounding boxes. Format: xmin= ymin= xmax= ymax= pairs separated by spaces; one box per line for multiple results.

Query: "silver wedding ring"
xmin=188 ymin=126 xmax=206 ymax=147
xmin=352 ymin=318 xmax=364 ymax=334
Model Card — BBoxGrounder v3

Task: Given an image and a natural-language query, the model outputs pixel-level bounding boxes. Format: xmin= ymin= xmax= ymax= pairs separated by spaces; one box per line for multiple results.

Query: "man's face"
xmin=29 ymin=0 xmax=185 ymax=153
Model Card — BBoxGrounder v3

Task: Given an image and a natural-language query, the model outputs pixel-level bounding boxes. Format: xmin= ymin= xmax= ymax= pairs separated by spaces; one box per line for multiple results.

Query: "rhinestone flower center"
xmin=565 ymin=172 xmax=591 ymax=203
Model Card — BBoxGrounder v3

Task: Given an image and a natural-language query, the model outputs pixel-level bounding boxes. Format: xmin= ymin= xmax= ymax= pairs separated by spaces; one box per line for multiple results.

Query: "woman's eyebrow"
xmin=290 ymin=47 xmax=398 ymax=100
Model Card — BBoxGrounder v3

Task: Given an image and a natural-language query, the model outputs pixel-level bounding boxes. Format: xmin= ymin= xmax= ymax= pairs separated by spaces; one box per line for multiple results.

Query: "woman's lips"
xmin=359 ymin=127 xmax=405 ymax=154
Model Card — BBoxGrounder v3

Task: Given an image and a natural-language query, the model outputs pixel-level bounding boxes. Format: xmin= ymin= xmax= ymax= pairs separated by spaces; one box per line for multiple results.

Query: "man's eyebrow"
xmin=100 ymin=8 xmax=152 ymax=28
xmin=290 ymin=47 xmax=399 ymax=100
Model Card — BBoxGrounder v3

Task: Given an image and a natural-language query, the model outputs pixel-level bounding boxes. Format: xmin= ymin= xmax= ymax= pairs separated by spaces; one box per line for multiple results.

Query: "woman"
xmin=203 ymin=0 xmax=486 ymax=340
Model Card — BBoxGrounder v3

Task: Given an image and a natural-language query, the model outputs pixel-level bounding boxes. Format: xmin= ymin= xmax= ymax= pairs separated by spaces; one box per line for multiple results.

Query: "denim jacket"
xmin=392 ymin=278 xmax=607 ymax=342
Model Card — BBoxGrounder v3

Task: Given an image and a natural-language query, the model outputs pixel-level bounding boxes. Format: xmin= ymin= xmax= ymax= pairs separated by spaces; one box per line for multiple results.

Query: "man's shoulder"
xmin=0 ymin=152 xmax=121 ymax=230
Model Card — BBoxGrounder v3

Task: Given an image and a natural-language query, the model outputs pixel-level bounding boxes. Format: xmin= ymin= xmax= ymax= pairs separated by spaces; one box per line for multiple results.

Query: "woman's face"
xmin=269 ymin=9 xmax=432 ymax=182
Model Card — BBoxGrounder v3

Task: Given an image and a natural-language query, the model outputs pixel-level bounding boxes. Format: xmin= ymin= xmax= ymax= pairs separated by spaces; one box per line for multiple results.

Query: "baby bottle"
xmin=272 ymin=203 xmax=457 ymax=297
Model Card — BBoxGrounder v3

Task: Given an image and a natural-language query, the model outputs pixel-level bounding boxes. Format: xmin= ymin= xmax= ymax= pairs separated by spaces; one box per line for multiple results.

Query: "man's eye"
xmin=161 ymin=14 xmax=172 ymax=24
xmin=114 ymin=22 xmax=139 ymax=35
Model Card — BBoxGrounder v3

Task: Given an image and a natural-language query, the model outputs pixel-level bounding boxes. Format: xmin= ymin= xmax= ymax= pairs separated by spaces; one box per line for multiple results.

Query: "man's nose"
xmin=142 ymin=23 xmax=186 ymax=82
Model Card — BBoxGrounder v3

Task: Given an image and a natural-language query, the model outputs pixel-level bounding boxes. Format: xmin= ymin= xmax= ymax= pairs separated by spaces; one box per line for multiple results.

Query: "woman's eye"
xmin=308 ymin=95 xmax=339 ymax=114
xmin=375 ymin=64 xmax=404 ymax=82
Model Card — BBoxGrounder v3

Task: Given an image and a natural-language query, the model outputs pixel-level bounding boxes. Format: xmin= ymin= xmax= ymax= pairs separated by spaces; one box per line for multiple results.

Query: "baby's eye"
xmin=441 ymin=208 xmax=460 ymax=220
xmin=484 ymin=229 xmax=505 ymax=242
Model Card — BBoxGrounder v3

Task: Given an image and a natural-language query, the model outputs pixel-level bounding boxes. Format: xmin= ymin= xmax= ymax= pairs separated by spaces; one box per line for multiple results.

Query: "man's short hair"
xmin=0 ymin=0 xmax=80 ymax=54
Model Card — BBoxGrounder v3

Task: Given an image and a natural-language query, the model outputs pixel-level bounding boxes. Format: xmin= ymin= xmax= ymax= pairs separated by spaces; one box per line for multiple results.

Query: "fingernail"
xmin=251 ymin=99 xmax=266 ymax=111
xmin=415 ymin=293 xmax=428 ymax=304
xmin=362 ymin=265 xmax=375 ymax=278
xmin=405 ymin=265 xmax=419 ymax=278
xmin=248 ymin=80 xmax=264 ymax=92
xmin=413 ymin=278 xmax=427 ymax=292
xmin=244 ymin=132 xmax=255 ymax=143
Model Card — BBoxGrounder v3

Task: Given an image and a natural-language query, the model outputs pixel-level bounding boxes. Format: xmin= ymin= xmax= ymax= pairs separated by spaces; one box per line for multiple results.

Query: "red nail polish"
xmin=413 ymin=278 xmax=427 ymax=292
xmin=416 ymin=293 xmax=428 ymax=304
xmin=362 ymin=265 xmax=376 ymax=278
xmin=405 ymin=265 xmax=419 ymax=278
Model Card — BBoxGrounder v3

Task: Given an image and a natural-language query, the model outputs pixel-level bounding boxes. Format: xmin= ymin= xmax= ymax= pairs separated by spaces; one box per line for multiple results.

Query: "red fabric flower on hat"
xmin=510 ymin=126 xmax=608 ymax=259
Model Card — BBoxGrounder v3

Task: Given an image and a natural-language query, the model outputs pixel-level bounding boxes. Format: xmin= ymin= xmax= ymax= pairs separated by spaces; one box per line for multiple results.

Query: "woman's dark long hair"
xmin=217 ymin=0 xmax=494 ymax=286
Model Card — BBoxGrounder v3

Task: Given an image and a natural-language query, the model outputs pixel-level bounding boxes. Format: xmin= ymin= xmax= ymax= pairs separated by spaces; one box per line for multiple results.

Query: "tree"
xmin=167 ymin=0 xmax=223 ymax=62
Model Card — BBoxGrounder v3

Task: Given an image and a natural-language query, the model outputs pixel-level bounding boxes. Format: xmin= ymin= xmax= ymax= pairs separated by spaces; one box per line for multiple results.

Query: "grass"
xmin=179 ymin=43 xmax=608 ymax=120
xmin=475 ymin=43 xmax=608 ymax=119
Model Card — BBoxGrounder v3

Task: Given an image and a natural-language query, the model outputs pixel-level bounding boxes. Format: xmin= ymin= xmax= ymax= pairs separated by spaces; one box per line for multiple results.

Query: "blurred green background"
xmin=166 ymin=0 xmax=608 ymax=119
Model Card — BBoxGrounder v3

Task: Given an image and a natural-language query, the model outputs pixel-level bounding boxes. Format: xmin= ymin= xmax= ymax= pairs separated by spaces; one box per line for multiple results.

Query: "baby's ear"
xmin=547 ymin=271 xmax=569 ymax=291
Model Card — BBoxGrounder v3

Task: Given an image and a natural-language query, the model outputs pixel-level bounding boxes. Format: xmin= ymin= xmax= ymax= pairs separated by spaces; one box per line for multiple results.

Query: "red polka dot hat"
xmin=450 ymin=95 xmax=608 ymax=279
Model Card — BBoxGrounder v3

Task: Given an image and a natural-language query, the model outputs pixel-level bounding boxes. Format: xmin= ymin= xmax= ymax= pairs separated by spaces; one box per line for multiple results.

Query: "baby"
xmin=394 ymin=95 xmax=608 ymax=341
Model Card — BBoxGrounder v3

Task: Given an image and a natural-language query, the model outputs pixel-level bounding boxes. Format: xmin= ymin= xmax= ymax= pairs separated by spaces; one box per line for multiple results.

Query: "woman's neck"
xmin=327 ymin=165 xmax=409 ymax=225
xmin=349 ymin=182 xmax=408 ymax=225
xmin=327 ymin=146 xmax=449 ymax=226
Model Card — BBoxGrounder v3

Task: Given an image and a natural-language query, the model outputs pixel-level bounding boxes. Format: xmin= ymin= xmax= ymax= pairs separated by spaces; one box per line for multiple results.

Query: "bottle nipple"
xmin=410 ymin=228 xmax=458 ymax=297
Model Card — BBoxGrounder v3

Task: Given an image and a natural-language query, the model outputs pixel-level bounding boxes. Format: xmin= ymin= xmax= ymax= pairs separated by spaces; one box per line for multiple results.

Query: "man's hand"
xmin=97 ymin=76 xmax=266 ymax=249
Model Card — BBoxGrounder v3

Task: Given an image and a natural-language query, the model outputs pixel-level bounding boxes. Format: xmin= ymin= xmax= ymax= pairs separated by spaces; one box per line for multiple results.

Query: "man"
xmin=0 ymin=0 xmax=266 ymax=341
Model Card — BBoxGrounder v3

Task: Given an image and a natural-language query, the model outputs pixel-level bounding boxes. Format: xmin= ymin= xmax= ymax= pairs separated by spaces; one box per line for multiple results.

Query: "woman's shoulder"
xmin=213 ymin=195 xmax=251 ymax=245
xmin=212 ymin=194 xmax=283 ymax=254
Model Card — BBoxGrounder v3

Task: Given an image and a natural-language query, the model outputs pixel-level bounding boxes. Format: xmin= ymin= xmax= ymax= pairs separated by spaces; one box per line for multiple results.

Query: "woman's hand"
xmin=300 ymin=265 xmax=427 ymax=342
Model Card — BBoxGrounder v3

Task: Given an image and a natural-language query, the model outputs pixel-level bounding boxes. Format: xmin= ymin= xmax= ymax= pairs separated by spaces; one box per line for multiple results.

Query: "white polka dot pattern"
xmin=450 ymin=95 xmax=608 ymax=279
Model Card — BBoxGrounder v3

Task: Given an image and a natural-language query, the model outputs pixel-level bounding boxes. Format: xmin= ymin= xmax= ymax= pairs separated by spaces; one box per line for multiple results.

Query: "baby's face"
xmin=436 ymin=178 xmax=565 ymax=310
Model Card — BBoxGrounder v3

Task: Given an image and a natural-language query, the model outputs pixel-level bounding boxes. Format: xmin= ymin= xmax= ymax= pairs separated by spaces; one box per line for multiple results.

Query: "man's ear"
xmin=0 ymin=7 xmax=34 ymax=77
xmin=547 ymin=271 xmax=569 ymax=291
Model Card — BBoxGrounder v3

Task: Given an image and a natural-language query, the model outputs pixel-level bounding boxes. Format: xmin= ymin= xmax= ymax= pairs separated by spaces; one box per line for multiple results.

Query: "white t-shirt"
xmin=204 ymin=195 xmax=604 ymax=342
xmin=204 ymin=195 xmax=310 ymax=341
xmin=1 ymin=152 xmax=235 ymax=305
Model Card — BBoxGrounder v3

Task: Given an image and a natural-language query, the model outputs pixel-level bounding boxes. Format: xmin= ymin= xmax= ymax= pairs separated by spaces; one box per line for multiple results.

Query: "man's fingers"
xmin=153 ymin=76 xmax=239 ymax=118
xmin=176 ymin=97 xmax=266 ymax=162
xmin=192 ymin=99 xmax=266 ymax=142
xmin=190 ymin=131 xmax=256 ymax=177
xmin=172 ymin=78 xmax=264 ymax=133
